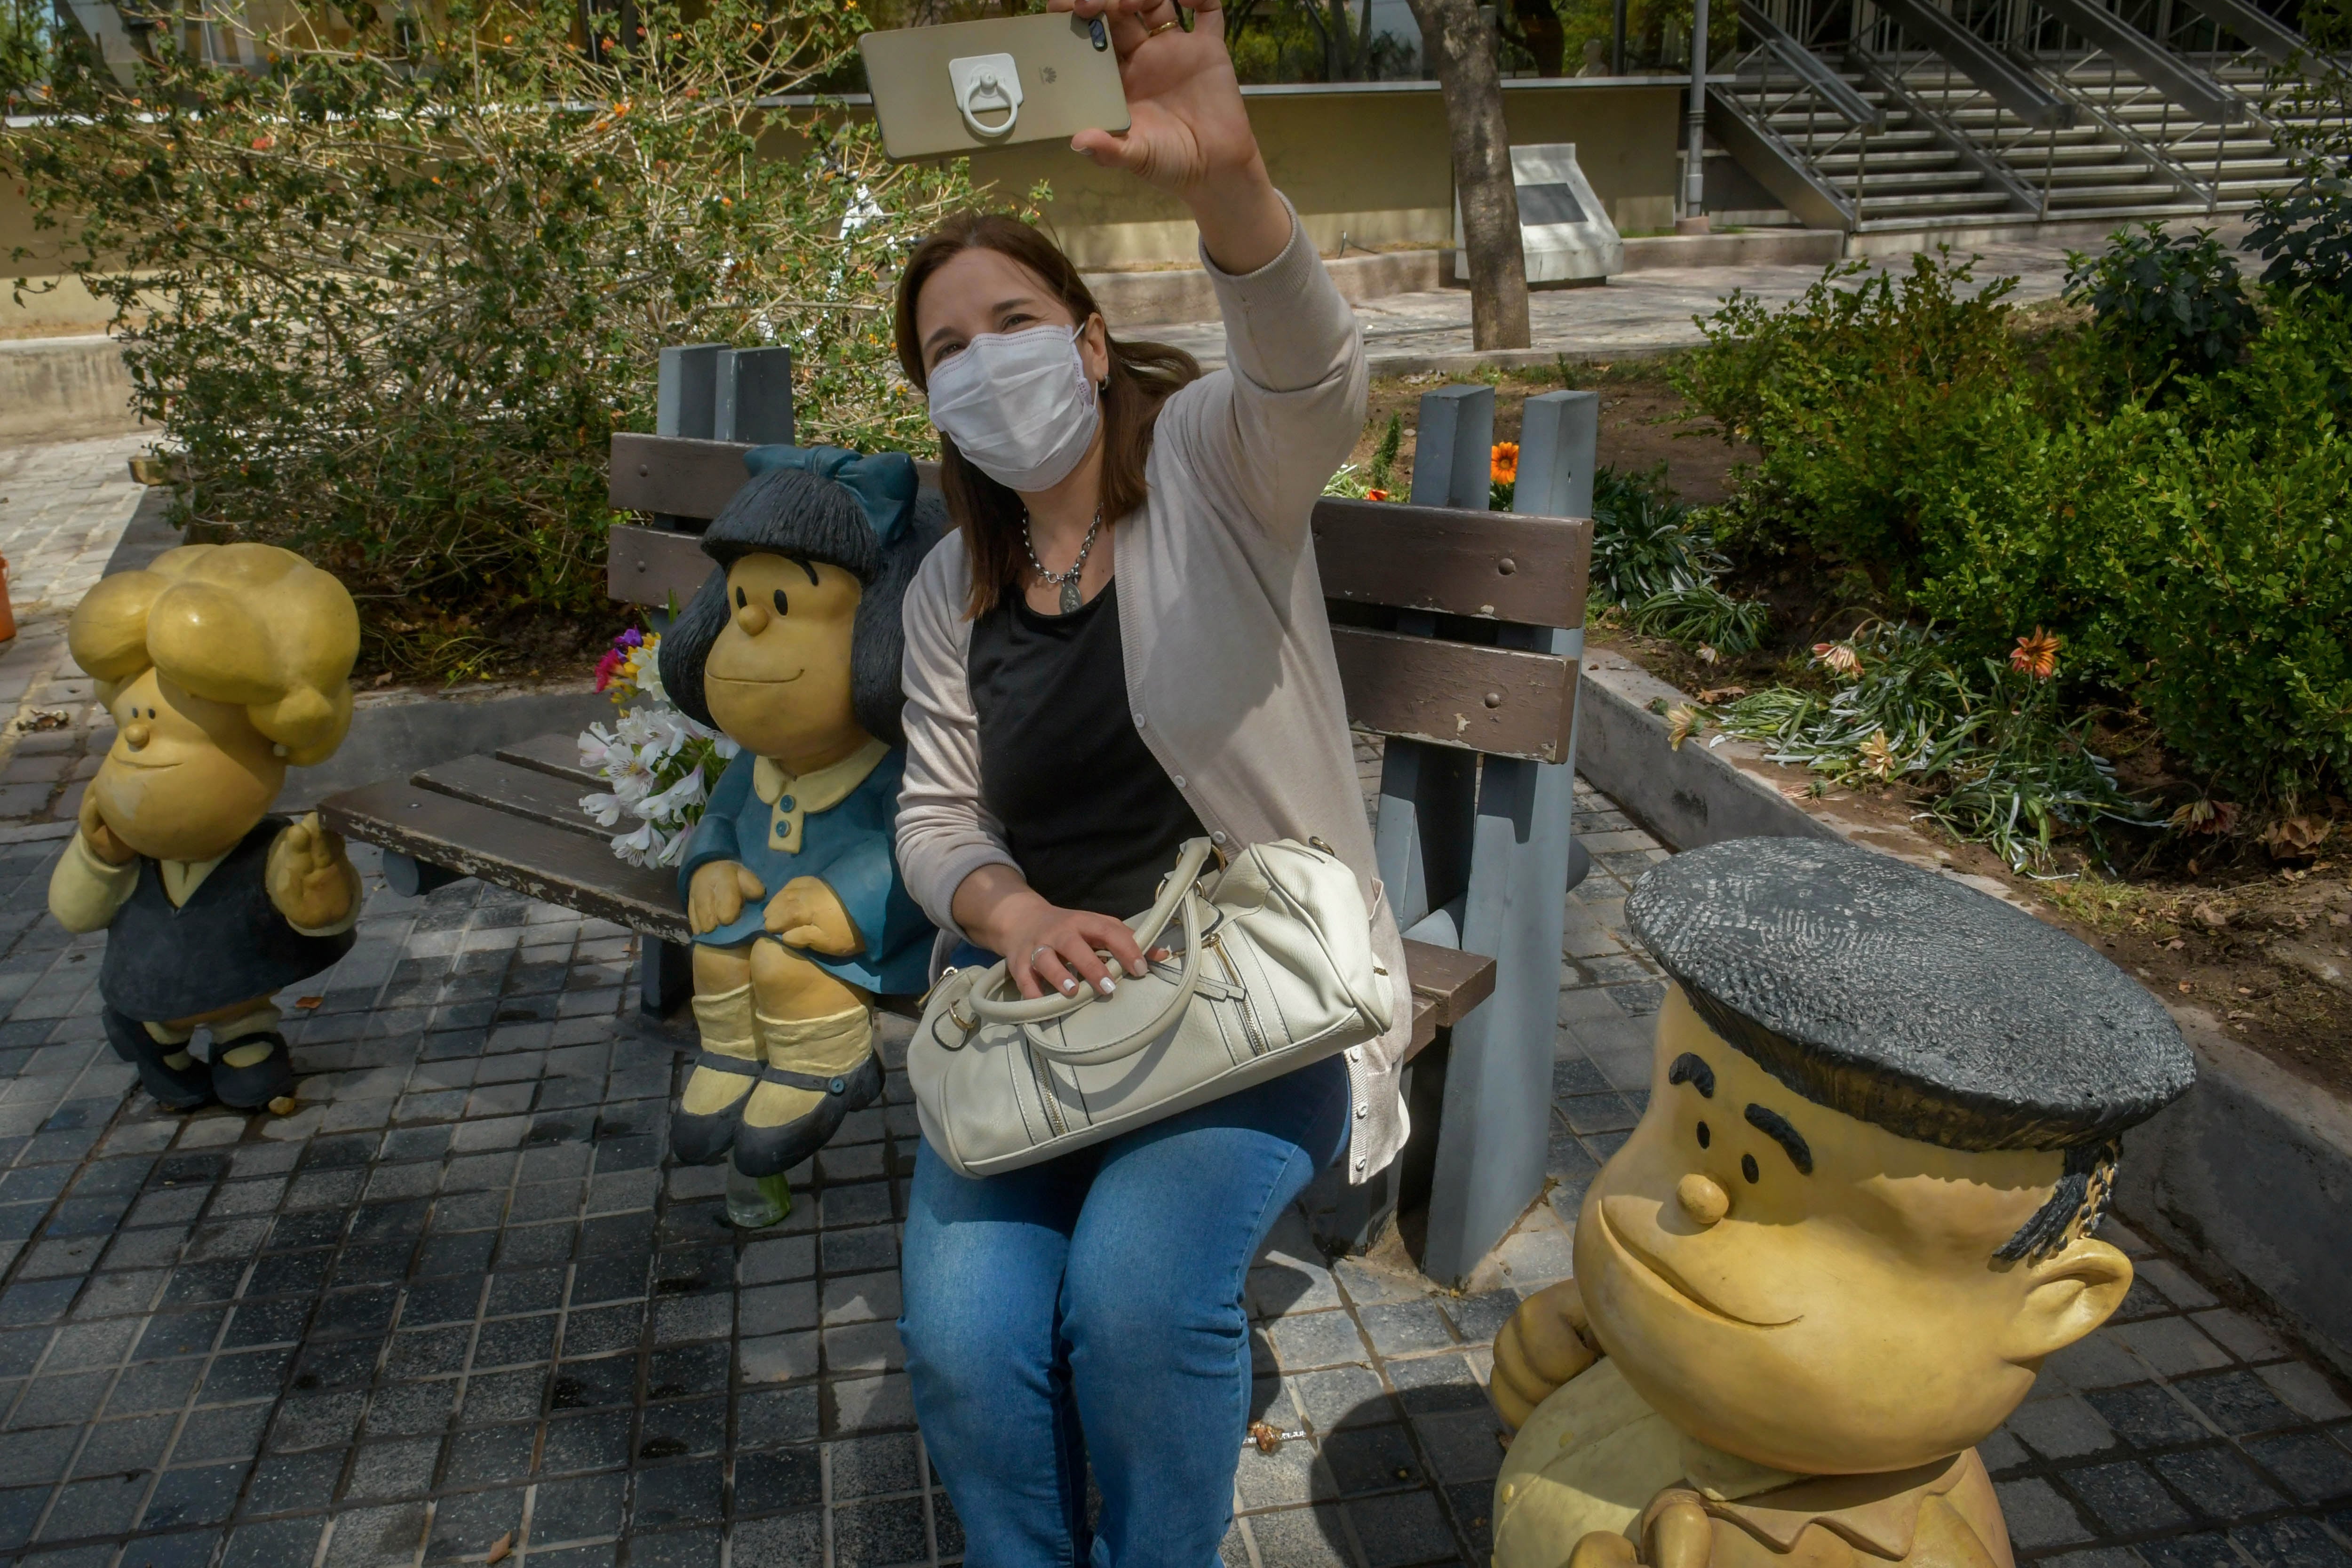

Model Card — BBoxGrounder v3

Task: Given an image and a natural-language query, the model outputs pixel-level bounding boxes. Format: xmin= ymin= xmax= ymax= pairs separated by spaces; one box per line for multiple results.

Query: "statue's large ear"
xmin=1999 ymin=1237 xmax=2134 ymax=1365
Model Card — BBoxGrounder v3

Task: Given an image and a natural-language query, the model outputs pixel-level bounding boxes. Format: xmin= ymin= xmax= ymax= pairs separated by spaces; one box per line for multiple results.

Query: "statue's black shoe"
xmin=730 ymin=1054 xmax=883 ymax=1179
xmin=670 ymin=1053 xmax=763 ymax=1165
xmin=103 ymin=1008 xmax=213 ymax=1111
xmin=209 ymin=1033 xmax=295 ymax=1111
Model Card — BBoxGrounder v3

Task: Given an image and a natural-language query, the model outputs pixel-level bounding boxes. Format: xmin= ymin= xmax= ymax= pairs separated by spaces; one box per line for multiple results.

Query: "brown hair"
xmin=893 ymin=212 xmax=1200 ymax=617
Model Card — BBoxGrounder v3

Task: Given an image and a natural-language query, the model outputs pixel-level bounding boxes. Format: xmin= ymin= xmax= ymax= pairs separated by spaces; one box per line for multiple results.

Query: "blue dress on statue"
xmin=675 ymin=742 xmax=934 ymax=999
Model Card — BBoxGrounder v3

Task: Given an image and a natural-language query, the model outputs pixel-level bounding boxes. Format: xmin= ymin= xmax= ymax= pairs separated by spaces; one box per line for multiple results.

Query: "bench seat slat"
xmin=413 ymin=754 xmax=612 ymax=843
xmin=1314 ymin=499 xmax=1591 ymax=629
xmin=495 ymin=732 xmax=604 ymax=789
xmin=320 ymin=779 xmax=692 ymax=946
xmin=1331 ymin=625 xmax=1576 ymax=764
xmin=1398 ymin=939 xmax=1497 ymax=1027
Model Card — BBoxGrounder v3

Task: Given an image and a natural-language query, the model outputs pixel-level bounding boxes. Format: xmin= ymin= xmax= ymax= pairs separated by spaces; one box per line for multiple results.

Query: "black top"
xmin=969 ymin=581 xmax=1206 ymax=917
xmin=1626 ymin=837 xmax=2194 ymax=1154
xmin=100 ymin=816 xmax=357 ymax=1022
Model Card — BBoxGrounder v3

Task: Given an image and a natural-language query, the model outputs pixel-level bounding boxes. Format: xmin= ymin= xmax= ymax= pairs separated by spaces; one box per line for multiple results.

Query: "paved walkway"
xmin=0 ymin=436 xmax=159 ymax=845
xmin=1146 ymin=237 xmax=2083 ymax=371
xmin=0 ymin=433 xmax=2346 ymax=1568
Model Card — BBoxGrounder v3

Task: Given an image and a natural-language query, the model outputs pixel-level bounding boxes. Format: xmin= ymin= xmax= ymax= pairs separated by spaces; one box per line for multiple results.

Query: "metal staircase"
xmin=1710 ymin=0 xmax=2333 ymax=234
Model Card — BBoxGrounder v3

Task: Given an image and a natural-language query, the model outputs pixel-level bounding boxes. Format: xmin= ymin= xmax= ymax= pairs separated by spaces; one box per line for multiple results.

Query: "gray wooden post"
xmin=1418 ymin=390 xmax=1598 ymax=1287
xmin=638 ymin=341 xmax=773 ymax=1019
xmin=716 ymin=347 xmax=795 ymax=446
xmin=1516 ymin=390 xmax=1596 ymax=893
xmin=1375 ymin=384 xmax=1494 ymax=934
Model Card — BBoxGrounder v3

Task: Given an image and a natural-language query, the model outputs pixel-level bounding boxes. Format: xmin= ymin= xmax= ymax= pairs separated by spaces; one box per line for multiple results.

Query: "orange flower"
xmin=1812 ymin=641 xmax=1861 ymax=679
xmin=2010 ymin=627 xmax=2061 ymax=680
xmin=1365 ymin=488 xmax=1389 ymax=502
xmin=1491 ymin=442 xmax=1518 ymax=486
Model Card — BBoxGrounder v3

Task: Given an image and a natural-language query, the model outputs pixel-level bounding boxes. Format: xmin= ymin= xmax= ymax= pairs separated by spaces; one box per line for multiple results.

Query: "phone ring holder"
xmin=947 ymin=53 xmax=1023 ymax=140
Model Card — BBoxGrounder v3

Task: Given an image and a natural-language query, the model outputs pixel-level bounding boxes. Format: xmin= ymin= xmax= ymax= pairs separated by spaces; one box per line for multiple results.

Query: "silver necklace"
xmin=1023 ymin=506 xmax=1102 ymax=615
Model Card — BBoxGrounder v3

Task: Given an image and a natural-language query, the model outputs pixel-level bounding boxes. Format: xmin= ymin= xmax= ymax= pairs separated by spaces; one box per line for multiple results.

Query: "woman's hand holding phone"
xmin=1050 ymin=0 xmax=1291 ymax=274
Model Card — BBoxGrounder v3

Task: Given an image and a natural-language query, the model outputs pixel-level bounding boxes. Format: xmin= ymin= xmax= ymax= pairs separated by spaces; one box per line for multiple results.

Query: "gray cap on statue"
xmin=1625 ymin=837 xmax=2196 ymax=1154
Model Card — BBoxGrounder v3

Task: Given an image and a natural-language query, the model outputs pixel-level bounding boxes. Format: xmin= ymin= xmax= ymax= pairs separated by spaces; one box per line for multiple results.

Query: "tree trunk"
xmin=1404 ymin=0 xmax=1529 ymax=350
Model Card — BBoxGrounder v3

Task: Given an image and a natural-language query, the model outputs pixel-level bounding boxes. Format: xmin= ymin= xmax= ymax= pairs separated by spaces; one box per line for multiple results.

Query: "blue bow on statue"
xmin=742 ymin=444 xmax=918 ymax=547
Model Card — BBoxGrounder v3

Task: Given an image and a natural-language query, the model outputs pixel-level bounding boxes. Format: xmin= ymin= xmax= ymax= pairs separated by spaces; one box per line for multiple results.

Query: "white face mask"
xmin=925 ymin=324 xmax=1101 ymax=493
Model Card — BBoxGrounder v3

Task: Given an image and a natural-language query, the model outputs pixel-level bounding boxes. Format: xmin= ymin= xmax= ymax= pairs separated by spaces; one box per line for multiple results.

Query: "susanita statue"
xmin=1490 ymin=836 xmax=2197 ymax=1568
xmin=48 ymin=543 xmax=362 ymax=1112
xmin=659 ymin=447 xmax=939 ymax=1179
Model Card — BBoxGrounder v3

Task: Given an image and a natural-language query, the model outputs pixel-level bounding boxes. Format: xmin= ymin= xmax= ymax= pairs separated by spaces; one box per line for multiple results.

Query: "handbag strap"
xmin=1010 ymin=890 xmax=1207 ymax=1067
xmin=967 ymin=837 xmax=1216 ymax=1027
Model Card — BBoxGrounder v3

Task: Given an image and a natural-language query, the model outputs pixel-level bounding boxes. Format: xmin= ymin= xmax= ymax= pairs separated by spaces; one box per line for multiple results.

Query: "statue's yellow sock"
xmin=211 ymin=1003 xmax=283 ymax=1070
xmin=683 ymin=984 xmax=759 ymax=1116
xmin=742 ymin=1006 xmax=872 ymax=1130
xmin=143 ymin=1019 xmax=196 ymax=1071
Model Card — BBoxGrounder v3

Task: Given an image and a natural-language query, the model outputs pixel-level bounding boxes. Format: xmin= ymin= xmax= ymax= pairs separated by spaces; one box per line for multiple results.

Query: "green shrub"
xmin=1676 ymin=228 xmax=2352 ymax=806
xmin=3 ymin=0 xmax=986 ymax=678
xmin=2119 ymin=293 xmax=2352 ymax=801
xmin=1672 ymin=250 xmax=2025 ymax=584
xmin=2063 ymin=223 xmax=2260 ymax=389
xmin=2246 ymin=170 xmax=2352 ymax=303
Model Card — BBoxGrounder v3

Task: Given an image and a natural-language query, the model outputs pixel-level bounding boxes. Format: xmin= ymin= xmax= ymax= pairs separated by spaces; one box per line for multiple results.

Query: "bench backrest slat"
xmin=1330 ymin=625 xmax=1576 ymax=764
xmin=1313 ymin=497 xmax=1589 ymax=629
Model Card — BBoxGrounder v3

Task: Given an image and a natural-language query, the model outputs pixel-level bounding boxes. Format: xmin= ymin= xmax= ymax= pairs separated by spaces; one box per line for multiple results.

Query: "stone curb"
xmin=1571 ymin=640 xmax=2352 ymax=1376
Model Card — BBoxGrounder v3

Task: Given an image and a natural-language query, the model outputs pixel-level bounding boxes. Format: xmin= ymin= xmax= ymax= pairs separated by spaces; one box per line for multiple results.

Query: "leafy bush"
xmin=1673 ymin=250 xmax=2025 ymax=582
xmin=2246 ymin=170 xmax=2352 ymax=302
xmin=1675 ymin=223 xmax=2352 ymax=807
xmin=2063 ymin=223 xmax=2260 ymax=388
xmin=3 ymin=0 xmax=985 ymax=678
xmin=2117 ymin=292 xmax=2352 ymax=800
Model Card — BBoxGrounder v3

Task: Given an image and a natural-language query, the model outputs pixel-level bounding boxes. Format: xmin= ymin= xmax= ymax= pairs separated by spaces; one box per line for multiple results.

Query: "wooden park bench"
xmin=318 ymin=348 xmax=1592 ymax=1283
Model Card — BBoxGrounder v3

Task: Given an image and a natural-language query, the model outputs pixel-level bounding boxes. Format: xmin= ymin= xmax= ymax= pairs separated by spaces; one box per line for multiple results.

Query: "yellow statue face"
xmin=90 ymin=668 xmax=284 ymax=863
xmin=702 ymin=554 xmax=869 ymax=772
xmin=1575 ymin=984 xmax=2134 ymax=1476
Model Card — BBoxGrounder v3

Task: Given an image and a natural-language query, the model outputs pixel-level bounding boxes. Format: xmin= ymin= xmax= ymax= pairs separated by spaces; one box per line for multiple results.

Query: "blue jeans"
xmin=898 ymin=1016 xmax=1351 ymax=1568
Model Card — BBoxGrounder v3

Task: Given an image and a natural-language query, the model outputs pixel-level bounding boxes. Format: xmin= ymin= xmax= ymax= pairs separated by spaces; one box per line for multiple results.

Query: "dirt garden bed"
xmin=1349 ymin=364 xmax=2352 ymax=1101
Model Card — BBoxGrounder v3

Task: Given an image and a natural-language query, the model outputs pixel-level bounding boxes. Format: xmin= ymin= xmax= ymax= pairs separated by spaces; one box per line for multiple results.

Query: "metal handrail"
xmin=1738 ymin=0 xmax=1886 ymax=127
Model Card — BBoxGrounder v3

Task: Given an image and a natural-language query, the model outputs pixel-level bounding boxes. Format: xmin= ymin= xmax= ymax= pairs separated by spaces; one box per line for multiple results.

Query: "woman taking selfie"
xmin=890 ymin=0 xmax=1411 ymax=1557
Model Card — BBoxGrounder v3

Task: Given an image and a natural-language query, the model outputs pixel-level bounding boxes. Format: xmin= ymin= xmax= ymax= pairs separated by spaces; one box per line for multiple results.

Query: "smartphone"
xmin=860 ymin=14 xmax=1131 ymax=161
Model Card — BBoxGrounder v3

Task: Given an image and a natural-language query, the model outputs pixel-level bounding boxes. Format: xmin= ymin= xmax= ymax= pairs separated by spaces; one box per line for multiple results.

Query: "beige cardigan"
xmin=894 ymin=206 xmax=1413 ymax=1185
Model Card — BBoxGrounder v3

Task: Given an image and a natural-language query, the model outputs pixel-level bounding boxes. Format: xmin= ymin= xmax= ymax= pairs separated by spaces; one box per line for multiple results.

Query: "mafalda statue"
xmin=1490 ymin=837 xmax=2196 ymax=1568
xmin=48 ymin=543 xmax=362 ymax=1113
xmin=659 ymin=447 xmax=938 ymax=1178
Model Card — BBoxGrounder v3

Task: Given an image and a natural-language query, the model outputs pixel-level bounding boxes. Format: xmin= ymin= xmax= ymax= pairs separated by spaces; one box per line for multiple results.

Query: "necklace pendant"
xmin=1059 ymin=577 xmax=1082 ymax=615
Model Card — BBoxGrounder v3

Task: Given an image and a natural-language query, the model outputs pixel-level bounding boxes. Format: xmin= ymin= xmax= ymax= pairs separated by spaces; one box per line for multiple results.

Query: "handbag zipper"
xmin=1028 ymin=1047 xmax=1069 ymax=1138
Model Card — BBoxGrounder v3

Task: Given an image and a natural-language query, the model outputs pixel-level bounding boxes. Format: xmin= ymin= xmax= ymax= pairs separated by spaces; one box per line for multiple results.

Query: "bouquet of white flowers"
xmin=579 ymin=628 xmax=740 ymax=869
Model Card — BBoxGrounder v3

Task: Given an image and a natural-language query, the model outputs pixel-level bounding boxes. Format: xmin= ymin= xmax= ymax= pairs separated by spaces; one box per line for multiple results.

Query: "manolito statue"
xmin=48 ymin=543 xmax=362 ymax=1113
xmin=1490 ymin=837 xmax=2196 ymax=1568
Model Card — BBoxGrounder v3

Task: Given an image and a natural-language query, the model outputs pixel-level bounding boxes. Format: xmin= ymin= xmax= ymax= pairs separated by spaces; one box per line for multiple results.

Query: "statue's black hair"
xmin=659 ymin=467 xmax=945 ymax=748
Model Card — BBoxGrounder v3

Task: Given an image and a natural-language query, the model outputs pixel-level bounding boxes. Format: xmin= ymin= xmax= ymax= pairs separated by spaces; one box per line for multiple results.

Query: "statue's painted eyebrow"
xmin=1744 ymin=1104 xmax=1814 ymax=1174
xmin=787 ymin=556 xmax=821 ymax=586
xmin=1667 ymin=1054 xmax=1715 ymax=1098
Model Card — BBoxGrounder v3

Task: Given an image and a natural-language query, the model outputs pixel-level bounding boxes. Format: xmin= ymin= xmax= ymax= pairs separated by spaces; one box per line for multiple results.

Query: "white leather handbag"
xmin=907 ymin=837 xmax=1395 ymax=1178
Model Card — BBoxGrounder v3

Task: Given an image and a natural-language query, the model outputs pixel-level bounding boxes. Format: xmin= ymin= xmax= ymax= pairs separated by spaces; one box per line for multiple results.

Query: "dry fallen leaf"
xmin=267 ymin=1097 xmax=296 ymax=1115
xmin=2193 ymin=902 xmax=2230 ymax=931
xmin=486 ymin=1533 xmax=514 ymax=1565
xmin=294 ymin=996 xmax=324 ymax=1010
xmin=1248 ymin=1421 xmax=1281 ymax=1454
xmin=2177 ymin=981 xmax=2193 ymax=994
